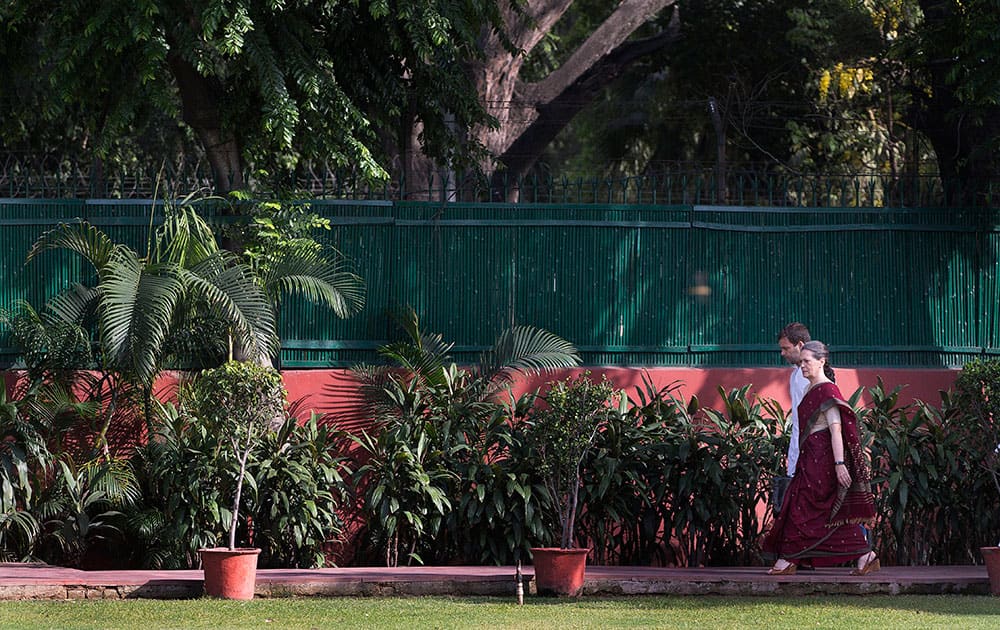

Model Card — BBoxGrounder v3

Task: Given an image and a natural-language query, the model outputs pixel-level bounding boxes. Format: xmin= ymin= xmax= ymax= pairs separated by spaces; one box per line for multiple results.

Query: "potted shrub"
xmin=955 ymin=359 xmax=1000 ymax=594
xmin=182 ymin=361 xmax=286 ymax=600
xmin=526 ymin=372 xmax=619 ymax=596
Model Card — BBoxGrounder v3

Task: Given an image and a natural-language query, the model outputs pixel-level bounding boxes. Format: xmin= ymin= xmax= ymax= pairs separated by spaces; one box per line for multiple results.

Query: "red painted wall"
xmin=282 ymin=367 xmax=958 ymax=424
xmin=6 ymin=366 xmax=958 ymax=427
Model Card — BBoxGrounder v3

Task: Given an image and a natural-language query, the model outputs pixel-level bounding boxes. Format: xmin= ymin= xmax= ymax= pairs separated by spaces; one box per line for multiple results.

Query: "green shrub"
xmin=132 ymin=363 xmax=348 ymax=568
xmin=251 ymin=413 xmax=349 ymax=568
xmin=346 ymin=310 xmax=577 ymax=566
xmin=341 ymin=360 xmax=1000 ymax=567
xmin=575 ymin=376 xmax=680 ymax=565
xmin=526 ymin=372 xmax=620 ymax=550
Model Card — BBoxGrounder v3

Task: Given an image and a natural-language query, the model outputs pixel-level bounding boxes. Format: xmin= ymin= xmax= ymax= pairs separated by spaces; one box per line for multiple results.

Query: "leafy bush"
xmin=687 ymin=385 xmax=785 ymax=566
xmin=133 ymin=364 xmax=349 ymax=568
xmin=0 ymin=370 xmax=131 ymax=567
xmin=0 ymin=385 xmax=49 ymax=561
xmin=347 ymin=309 xmax=578 ymax=566
xmin=434 ymin=389 xmax=550 ymax=566
xmin=131 ymin=402 xmax=233 ymax=568
xmin=34 ymin=458 xmax=139 ymax=568
xmin=954 ymin=358 xmax=1000 ymax=500
xmin=526 ymin=372 xmax=620 ymax=550
xmin=897 ymin=359 xmax=1000 ymax=556
xmin=181 ymin=361 xmax=286 ymax=550
xmin=574 ymin=376 xmax=680 ymax=565
xmin=860 ymin=380 xmax=983 ymax=564
xmin=252 ymin=413 xmax=349 ymax=568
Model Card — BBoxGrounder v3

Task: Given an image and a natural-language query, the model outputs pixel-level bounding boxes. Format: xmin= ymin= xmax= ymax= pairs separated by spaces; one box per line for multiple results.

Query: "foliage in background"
xmin=178 ymin=361 xmax=286 ymax=551
xmin=526 ymin=372 xmax=620 ymax=550
xmin=133 ymin=398 xmax=349 ymax=569
xmin=20 ymin=193 xmax=364 ymax=428
xmin=347 ymin=308 xmax=580 ymax=566
xmin=860 ymin=379 xmax=979 ymax=565
xmin=0 ymin=0 xmax=506 ymax=189
xmin=130 ymin=401 xmax=231 ymax=568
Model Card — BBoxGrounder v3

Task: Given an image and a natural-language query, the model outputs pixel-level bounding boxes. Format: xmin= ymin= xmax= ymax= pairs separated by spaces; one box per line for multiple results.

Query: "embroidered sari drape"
xmin=761 ymin=382 xmax=875 ymax=565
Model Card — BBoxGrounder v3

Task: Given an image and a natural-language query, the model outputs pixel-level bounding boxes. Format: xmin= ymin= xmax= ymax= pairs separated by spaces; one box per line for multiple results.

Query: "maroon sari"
xmin=761 ymin=382 xmax=875 ymax=565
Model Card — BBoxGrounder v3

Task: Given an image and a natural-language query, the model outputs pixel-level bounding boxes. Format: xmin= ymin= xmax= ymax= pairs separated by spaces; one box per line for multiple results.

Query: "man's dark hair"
xmin=778 ymin=322 xmax=811 ymax=345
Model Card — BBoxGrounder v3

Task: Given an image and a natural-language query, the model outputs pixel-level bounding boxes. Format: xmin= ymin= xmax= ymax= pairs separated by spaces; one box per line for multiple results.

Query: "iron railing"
xmin=2 ymin=154 xmax=996 ymax=208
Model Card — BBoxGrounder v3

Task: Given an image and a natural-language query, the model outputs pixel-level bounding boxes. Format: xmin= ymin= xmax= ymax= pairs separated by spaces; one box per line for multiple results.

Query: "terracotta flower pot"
xmin=981 ymin=546 xmax=1000 ymax=595
xmin=199 ymin=547 xmax=261 ymax=600
xmin=530 ymin=547 xmax=589 ymax=597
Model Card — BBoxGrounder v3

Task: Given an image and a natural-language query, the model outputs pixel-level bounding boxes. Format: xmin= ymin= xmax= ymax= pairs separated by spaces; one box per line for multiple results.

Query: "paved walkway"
xmin=0 ymin=564 xmax=989 ymax=600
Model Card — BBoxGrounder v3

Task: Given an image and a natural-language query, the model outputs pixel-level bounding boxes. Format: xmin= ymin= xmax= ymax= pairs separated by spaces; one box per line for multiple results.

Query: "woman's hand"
xmin=827 ymin=408 xmax=851 ymax=487
xmin=835 ymin=463 xmax=852 ymax=487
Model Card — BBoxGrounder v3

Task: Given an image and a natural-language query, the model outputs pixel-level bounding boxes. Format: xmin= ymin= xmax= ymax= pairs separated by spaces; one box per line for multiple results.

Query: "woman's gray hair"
xmin=802 ymin=340 xmax=836 ymax=382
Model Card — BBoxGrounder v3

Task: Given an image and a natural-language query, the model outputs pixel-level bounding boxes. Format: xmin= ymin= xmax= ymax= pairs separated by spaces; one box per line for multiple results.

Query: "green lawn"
xmin=0 ymin=595 xmax=998 ymax=629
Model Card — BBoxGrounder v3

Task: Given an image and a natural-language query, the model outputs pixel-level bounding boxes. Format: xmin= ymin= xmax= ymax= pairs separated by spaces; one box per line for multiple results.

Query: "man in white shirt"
xmin=777 ymin=322 xmax=811 ymax=476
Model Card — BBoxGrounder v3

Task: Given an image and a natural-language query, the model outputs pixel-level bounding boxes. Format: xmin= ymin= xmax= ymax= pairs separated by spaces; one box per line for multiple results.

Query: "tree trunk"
xmin=166 ymin=52 xmax=245 ymax=195
xmin=401 ymin=0 xmax=679 ymax=200
xmin=484 ymin=0 xmax=680 ymax=199
xmin=910 ymin=0 xmax=1000 ymax=206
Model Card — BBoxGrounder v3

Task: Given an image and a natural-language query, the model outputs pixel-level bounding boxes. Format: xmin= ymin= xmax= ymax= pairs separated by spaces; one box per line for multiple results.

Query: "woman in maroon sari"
xmin=762 ymin=341 xmax=878 ymax=575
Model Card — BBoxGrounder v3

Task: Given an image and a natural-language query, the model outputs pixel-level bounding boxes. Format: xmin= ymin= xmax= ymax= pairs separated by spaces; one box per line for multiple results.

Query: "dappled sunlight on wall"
xmin=279 ymin=366 xmax=959 ymax=432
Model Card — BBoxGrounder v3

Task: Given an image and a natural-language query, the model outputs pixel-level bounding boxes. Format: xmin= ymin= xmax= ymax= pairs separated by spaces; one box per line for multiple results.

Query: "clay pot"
xmin=981 ymin=546 xmax=1000 ymax=595
xmin=530 ymin=547 xmax=589 ymax=597
xmin=199 ymin=547 xmax=261 ymax=600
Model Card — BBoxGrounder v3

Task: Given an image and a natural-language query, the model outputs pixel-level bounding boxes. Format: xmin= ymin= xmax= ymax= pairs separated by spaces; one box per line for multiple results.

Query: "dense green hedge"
xmin=3 ymin=363 xmax=999 ymax=568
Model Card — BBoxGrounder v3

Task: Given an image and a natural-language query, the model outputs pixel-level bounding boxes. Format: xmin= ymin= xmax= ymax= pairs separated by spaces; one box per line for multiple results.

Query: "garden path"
xmin=0 ymin=564 xmax=987 ymax=599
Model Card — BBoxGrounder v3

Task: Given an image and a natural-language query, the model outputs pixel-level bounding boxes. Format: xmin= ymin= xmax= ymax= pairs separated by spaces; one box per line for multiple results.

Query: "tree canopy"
xmin=0 ymin=0 xmax=506 ymax=191
xmin=2 ymin=0 xmax=999 ymax=202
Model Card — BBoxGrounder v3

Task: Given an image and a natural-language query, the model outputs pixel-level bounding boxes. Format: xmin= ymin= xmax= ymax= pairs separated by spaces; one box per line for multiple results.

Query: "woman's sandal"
xmin=767 ymin=561 xmax=797 ymax=575
xmin=850 ymin=552 xmax=880 ymax=576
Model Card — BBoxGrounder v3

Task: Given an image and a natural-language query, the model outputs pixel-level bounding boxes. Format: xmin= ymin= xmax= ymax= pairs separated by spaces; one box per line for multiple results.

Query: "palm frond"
xmin=330 ymin=363 xmax=399 ymax=431
xmin=44 ymin=284 xmax=100 ymax=326
xmin=156 ymin=200 xmax=219 ymax=268
xmin=377 ymin=341 xmax=449 ymax=385
xmin=82 ymin=459 xmax=142 ymax=508
xmin=185 ymin=256 xmax=278 ymax=359
xmin=376 ymin=306 xmax=453 ymax=384
xmin=21 ymin=382 xmax=101 ymax=433
xmin=478 ymin=326 xmax=580 ymax=383
xmin=262 ymin=248 xmax=365 ymax=318
xmin=98 ymin=250 xmax=184 ymax=384
xmin=0 ymin=510 xmax=40 ymax=555
xmin=26 ymin=222 xmax=116 ymax=273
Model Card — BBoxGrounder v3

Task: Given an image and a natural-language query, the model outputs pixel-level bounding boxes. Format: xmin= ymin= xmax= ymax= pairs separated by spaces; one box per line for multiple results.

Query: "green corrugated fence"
xmin=2 ymin=199 xmax=997 ymax=368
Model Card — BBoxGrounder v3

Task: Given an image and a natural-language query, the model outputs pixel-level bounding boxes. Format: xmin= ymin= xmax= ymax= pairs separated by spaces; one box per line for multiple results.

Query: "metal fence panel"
xmin=1 ymin=199 xmax=997 ymax=368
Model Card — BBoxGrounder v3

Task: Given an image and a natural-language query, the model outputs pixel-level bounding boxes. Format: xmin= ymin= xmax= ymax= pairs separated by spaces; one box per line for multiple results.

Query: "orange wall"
xmin=281 ymin=367 xmax=958 ymax=422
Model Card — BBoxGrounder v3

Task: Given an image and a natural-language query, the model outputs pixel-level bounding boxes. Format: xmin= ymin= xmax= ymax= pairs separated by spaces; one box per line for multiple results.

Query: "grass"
xmin=0 ymin=595 xmax=999 ymax=629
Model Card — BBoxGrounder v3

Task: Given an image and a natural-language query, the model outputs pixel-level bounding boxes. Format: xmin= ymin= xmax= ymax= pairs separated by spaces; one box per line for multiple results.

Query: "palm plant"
xmin=26 ymin=199 xmax=276 ymax=387
xmin=36 ymin=458 xmax=139 ymax=568
xmin=346 ymin=307 xmax=580 ymax=566
xmin=232 ymin=194 xmax=366 ymax=323
xmin=351 ymin=307 xmax=579 ymax=419
xmin=23 ymin=193 xmax=365 ymax=436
